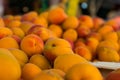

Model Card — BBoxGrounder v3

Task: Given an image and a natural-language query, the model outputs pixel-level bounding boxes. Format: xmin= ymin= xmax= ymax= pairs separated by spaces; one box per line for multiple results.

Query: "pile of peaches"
xmin=0 ymin=7 xmax=120 ymax=80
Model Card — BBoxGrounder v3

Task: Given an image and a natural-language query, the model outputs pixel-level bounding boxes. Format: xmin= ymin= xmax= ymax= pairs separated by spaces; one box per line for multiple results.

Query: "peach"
xmin=92 ymin=17 xmax=105 ymax=31
xmin=62 ymin=29 xmax=78 ymax=42
xmin=0 ymin=17 xmax=5 ymax=27
xmin=79 ymin=15 xmax=93 ymax=29
xmin=97 ymin=40 xmax=119 ymax=51
xmin=48 ymin=7 xmax=67 ymax=24
xmin=44 ymin=69 xmax=65 ymax=78
xmin=39 ymin=11 xmax=48 ymax=20
xmin=21 ymin=11 xmax=38 ymax=22
xmin=7 ymin=20 xmax=21 ymax=28
xmin=19 ymin=21 xmax=34 ymax=34
xmin=11 ymin=27 xmax=25 ymax=39
xmin=13 ymin=15 xmax=21 ymax=21
xmin=22 ymin=63 xmax=42 ymax=80
xmin=33 ymin=70 xmax=63 ymax=80
xmin=65 ymin=63 xmax=103 ymax=80
xmin=103 ymin=31 xmax=118 ymax=42
xmin=97 ymin=47 xmax=120 ymax=62
xmin=54 ymin=54 xmax=88 ymax=72
xmin=74 ymin=38 xmax=86 ymax=47
xmin=86 ymin=37 xmax=99 ymax=55
xmin=20 ymin=34 xmax=44 ymax=56
xmin=29 ymin=54 xmax=51 ymax=70
xmin=0 ymin=48 xmax=21 ymax=80
xmin=76 ymin=25 xmax=91 ymax=37
xmin=74 ymin=46 xmax=92 ymax=61
xmin=43 ymin=38 xmax=74 ymax=62
xmin=48 ymin=24 xmax=63 ymax=38
xmin=32 ymin=17 xmax=48 ymax=28
xmin=11 ymin=35 xmax=21 ymax=45
xmin=0 ymin=36 xmax=19 ymax=49
xmin=105 ymin=68 xmax=120 ymax=80
xmin=62 ymin=16 xmax=79 ymax=30
xmin=87 ymin=32 xmax=102 ymax=41
xmin=8 ymin=48 xmax=28 ymax=67
xmin=105 ymin=19 xmax=119 ymax=31
xmin=98 ymin=25 xmax=114 ymax=37
xmin=0 ymin=27 xmax=13 ymax=39
xmin=3 ymin=15 xmax=14 ymax=27
xmin=27 ymin=25 xmax=54 ymax=41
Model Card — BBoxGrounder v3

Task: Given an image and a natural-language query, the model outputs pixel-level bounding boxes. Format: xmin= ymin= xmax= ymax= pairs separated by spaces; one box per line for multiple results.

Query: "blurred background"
xmin=1 ymin=0 xmax=120 ymax=19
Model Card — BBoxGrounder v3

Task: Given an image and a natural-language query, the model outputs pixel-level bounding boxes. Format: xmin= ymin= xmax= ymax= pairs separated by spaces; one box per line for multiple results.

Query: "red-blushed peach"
xmin=27 ymin=25 xmax=56 ymax=41
xmin=79 ymin=15 xmax=93 ymax=29
xmin=21 ymin=11 xmax=38 ymax=22
xmin=74 ymin=46 xmax=92 ymax=61
xmin=92 ymin=17 xmax=105 ymax=31
xmin=105 ymin=68 xmax=120 ymax=80
xmin=43 ymin=38 xmax=74 ymax=62
xmin=76 ymin=25 xmax=91 ymax=38
xmin=19 ymin=21 xmax=34 ymax=34
xmin=20 ymin=34 xmax=44 ymax=56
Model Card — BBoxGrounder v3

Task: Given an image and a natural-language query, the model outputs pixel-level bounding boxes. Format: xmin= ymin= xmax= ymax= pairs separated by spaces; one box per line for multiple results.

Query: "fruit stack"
xmin=0 ymin=7 xmax=120 ymax=80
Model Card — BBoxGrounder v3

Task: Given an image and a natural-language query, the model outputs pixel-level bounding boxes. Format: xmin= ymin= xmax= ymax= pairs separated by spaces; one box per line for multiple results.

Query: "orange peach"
xmin=22 ymin=63 xmax=42 ymax=80
xmin=74 ymin=38 xmax=86 ymax=47
xmin=65 ymin=63 xmax=103 ymax=80
xmin=11 ymin=27 xmax=25 ymax=39
xmin=0 ymin=17 xmax=5 ymax=27
xmin=33 ymin=70 xmax=63 ymax=80
xmin=7 ymin=20 xmax=21 ymax=28
xmin=97 ymin=40 xmax=119 ymax=51
xmin=39 ymin=11 xmax=48 ymax=20
xmin=48 ymin=7 xmax=67 ymax=24
xmin=44 ymin=69 xmax=65 ymax=78
xmin=0 ymin=48 xmax=21 ymax=80
xmin=62 ymin=29 xmax=78 ymax=42
xmin=48 ymin=24 xmax=63 ymax=38
xmin=103 ymin=31 xmax=118 ymax=42
xmin=0 ymin=27 xmax=13 ymax=39
xmin=54 ymin=54 xmax=88 ymax=72
xmin=8 ymin=48 xmax=28 ymax=67
xmin=20 ymin=34 xmax=44 ymax=56
xmin=21 ymin=11 xmax=38 ymax=22
xmin=79 ymin=15 xmax=93 ymax=29
xmin=98 ymin=25 xmax=114 ymax=37
xmin=97 ymin=47 xmax=120 ymax=62
xmin=86 ymin=37 xmax=99 ymax=55
xmin=0 ymin=36 xmax=19 ymax=49
xmin=32 ymin=17 xmax=48 ymax=28
xmin=13 ymin=15 xmax=21 ymax=21
xmin=29 ymin=54 xmax=51 ymax=70
xmin=62 ymin=16 xmax=79 ymax=30
xmin=43 ymin=38 xmax=74 ymax=62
